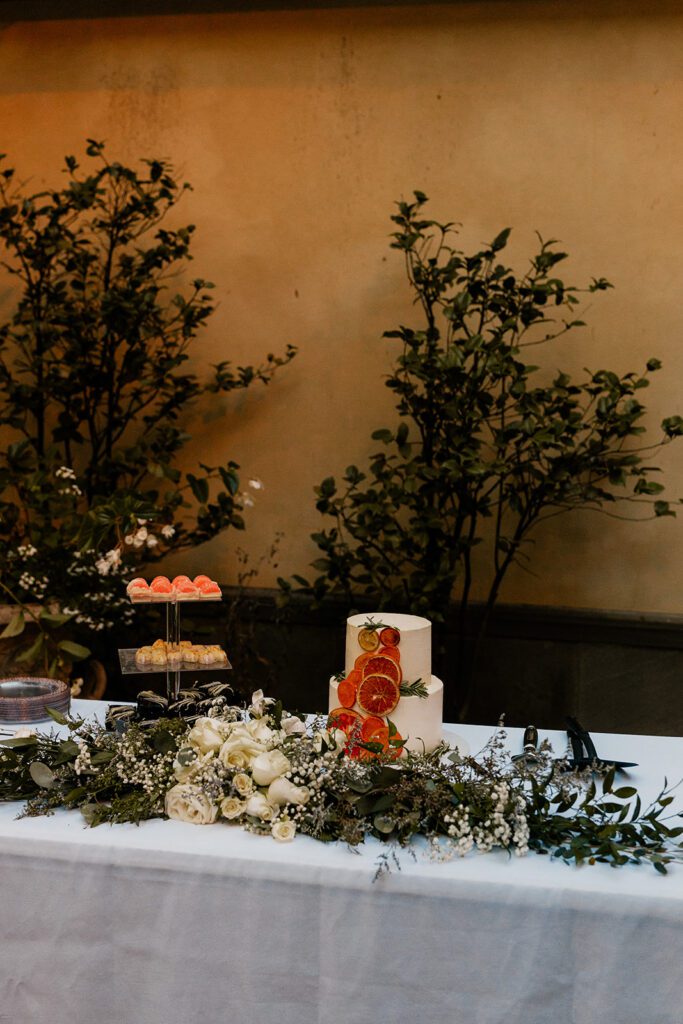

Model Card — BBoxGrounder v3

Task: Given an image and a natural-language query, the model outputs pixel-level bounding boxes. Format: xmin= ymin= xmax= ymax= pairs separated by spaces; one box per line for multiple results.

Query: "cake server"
xmin=562 ymin=716 xmax=638 ymax=771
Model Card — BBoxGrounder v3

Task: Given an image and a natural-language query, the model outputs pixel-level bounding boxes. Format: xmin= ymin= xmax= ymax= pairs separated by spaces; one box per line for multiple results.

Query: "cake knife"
xmin=512 ymin=724 xmax=540 ymax=765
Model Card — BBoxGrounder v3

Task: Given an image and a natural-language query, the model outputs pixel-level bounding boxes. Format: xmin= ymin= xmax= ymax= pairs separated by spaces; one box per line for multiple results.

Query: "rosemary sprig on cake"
xmin=399 ymin=679 xmax=428 ymax=699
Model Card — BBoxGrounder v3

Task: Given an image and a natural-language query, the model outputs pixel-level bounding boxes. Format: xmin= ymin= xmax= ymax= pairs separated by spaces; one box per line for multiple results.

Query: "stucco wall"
xmin=1 ymin=1 xmax=682 ymax=612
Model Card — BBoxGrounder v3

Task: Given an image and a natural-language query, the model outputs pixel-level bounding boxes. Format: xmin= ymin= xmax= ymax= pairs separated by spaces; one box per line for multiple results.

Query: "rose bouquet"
xmin=0 ymin=686 xmax=681 ymax=873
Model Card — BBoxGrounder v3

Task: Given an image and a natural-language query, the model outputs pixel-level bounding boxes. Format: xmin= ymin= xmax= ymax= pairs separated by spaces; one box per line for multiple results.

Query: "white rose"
xmin=282 ymin=715 xmax=306 ymax=736
xmin=233 ymin=772 xmax=253 ymax=797
xmin=314 ymin=729 xmax=344 ymax=753
xmin=165 ymin=784 xmax=218 ymax=825
xmin=246 ymin=718 xmax=277 ymax=744
xmin=249 ymin=689 xmax=274 ymax=716
xmin=245 ymin=792 xmax=276 ymax=821
xmin=221 ymin=796 xmax=247 ymax=820
xmin=188 ymin=717 xmax=226 ymax=754
xmin=251 ymin=750 xmax=291 ymax=787
xmin=161 ymin=524 xmax=175 ymax=539
xmin=267 ymin=777 xmax=310 ymax=807
xmin=218 ymin=735 xmax=266 ymax=770
xmin=271 ymin=820 xmax=296 ymax=843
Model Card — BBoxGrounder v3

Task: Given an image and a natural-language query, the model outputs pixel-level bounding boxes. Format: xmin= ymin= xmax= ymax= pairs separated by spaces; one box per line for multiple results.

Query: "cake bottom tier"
xmin=328 ymin=674 xmax=444 ymax=754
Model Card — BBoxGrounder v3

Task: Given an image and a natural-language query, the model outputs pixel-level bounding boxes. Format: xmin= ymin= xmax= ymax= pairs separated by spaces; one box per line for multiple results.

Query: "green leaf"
xmin=57 ymin=640 xmax=90 ymax=660
xmin=46 ymin=707 xmax=69 ymax=725
xmin=0 ymin=610 xmax=25 ymax=639
xmin=29 ymin=761 xmax=56 ymax=789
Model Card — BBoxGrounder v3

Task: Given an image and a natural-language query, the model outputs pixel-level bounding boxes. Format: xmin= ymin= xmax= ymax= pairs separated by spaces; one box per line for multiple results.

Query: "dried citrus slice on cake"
xmin=354 ymin=651 xmax=375 ymax=672
xmin=357 ymin=674 xmax=400 ymax=716
xmin=361 ymin=655 xmax=401 ymax=686
xmin=328 ymin=707 xmax=364 ymax=757
xmin=379 ymin=626 xmax=400 ymax=647
xmin=328 ymin=707 xmax=362 ymax=734
xmin=358 ymin=627 xmax=380 ymax=652
xmin=378 ymin=645 xmax=400 ymax=663
xmin=360 ymin=716 xmax=389 ymax=746
xmin=337 ymin=676 xmax=358 ymax=709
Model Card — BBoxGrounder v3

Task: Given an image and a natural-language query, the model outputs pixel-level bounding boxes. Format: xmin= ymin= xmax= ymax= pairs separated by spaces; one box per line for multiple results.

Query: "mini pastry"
xmin=197 ymin=580 xmax=221 ymax=599
xmin=149 ymin=577 xmax=173 ymax=600
xmin=135 ymin=646 xmax=153 ymax=666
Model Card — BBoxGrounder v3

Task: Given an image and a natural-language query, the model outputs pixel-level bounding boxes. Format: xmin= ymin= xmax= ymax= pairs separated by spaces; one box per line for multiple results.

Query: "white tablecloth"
xmin=1 ymin=701 xmax=682 ymax=1024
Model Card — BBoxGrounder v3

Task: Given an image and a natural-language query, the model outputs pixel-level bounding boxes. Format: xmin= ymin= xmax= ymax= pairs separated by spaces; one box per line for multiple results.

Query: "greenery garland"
xmin=1 ymin=688 xmax=681 ymax=875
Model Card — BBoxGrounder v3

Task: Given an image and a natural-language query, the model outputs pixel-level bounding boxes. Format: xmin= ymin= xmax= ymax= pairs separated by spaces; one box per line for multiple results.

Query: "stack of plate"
xmin=0 ymin=677 xmax=70 ymax=724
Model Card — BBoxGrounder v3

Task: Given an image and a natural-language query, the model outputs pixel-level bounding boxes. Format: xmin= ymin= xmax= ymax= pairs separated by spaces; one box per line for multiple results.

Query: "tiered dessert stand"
xmin=119 ymin=586 xmax=232 ymax=702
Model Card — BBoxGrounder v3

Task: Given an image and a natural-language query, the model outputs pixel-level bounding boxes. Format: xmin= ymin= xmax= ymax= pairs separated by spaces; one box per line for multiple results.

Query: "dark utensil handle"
xmin=567 ymin=716 xmax=599 ymax=760
xmin=522 ymin=725 xmax=538 ymax=750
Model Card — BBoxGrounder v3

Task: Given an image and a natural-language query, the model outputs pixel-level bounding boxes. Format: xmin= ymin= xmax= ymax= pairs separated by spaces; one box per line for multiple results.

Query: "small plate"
xmin=0 ymin=676 xmax=70 ymax=724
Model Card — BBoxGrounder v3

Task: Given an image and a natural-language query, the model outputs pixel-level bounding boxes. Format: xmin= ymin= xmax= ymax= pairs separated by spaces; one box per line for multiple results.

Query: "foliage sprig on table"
xmin=0 ymin=689 xmax=680 ymax=875
xmin=0 ymin=140 xmax=295 ymax=675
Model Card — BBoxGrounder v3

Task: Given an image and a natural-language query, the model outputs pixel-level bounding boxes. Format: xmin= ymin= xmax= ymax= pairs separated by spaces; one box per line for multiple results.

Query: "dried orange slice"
xmin=358 ymin=627 xmax=380 ymax=652
xmin=354 ymin=651 xmax=374 ymax=672
xmin=361 ymin=716 xmax=389 ymax=746
xmin=379 ymin=626 xmax=401 ymax=647
xmin=378 ymin=645 xmax=400 ymax=663
xmin=328 ymin=707 xmax=362 ymax=734
xmin=357 ymin=674 xmax=400 ymax=716
xmin=338 ymin=677 xmax=358 ymax=709
xmin=362 ymin=655 xmax=401 ymax=686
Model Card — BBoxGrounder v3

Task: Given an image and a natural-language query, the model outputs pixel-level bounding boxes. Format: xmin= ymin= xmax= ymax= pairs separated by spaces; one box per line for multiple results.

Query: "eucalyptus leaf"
xmin=29 ymin=761 xmax=56 ymax=789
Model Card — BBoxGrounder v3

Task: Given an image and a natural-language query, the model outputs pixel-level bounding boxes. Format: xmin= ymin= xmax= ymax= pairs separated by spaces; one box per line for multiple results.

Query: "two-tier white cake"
xmin=328 ymin=612 xmax=444 ymax=754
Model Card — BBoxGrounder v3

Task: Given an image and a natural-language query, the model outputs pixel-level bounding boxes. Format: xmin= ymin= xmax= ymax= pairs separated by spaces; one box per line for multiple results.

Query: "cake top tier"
xmin=345 ymin=612 xmax=431 ymax=686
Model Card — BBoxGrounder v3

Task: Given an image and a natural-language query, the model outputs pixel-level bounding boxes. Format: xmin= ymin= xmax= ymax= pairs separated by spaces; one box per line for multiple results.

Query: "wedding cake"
xmin=328 ymin=612 xmax=444 ymax=755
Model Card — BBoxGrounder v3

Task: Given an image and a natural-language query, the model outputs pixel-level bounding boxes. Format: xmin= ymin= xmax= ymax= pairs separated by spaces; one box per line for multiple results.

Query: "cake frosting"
xmin=329 ymin=612 xmax=443 ymax=755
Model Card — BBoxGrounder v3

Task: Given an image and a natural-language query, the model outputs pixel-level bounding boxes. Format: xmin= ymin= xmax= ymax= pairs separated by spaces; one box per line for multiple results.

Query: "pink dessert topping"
xmin=175 ymin=581 xmax=198 ymax=594
xmin=172 ymin=575 xmax=192 ymax=586
xmin=193 ymin=575 xmax=211 ymax=586
xmin=197 ymin=580 xmax=221 ymax=595
xmin=150 ymin=577 xmax=172 ymax=593
xmin=127 ymin=578 xmax=149 ymax=591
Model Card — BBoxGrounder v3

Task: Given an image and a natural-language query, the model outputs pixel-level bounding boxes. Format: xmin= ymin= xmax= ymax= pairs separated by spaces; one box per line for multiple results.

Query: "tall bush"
xmin=283 ymin=193 xmax=682 ymax=718
xmin=0 ymin=140 xmax=294 ymax=676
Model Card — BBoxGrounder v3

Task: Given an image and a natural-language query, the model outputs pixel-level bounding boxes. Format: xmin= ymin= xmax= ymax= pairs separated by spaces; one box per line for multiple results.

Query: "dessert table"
xmin=1 ymin=701 xmax=682 ymax=1024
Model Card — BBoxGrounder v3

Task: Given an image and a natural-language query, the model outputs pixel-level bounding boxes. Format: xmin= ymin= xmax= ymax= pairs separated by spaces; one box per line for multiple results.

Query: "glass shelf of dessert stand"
xmin=118 ymin=648 xmax=232 ymax=675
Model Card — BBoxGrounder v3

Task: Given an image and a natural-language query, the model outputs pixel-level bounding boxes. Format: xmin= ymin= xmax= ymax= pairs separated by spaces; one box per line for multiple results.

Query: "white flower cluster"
xmin=95 ymin=548 xmax=122 ymax=576
xmin=116 ymin=733 xmax=176 ymax=799
xmin=163 ymin=691 xmax=343 ymax=842
xmin=63 ymin=551 xmax=133 ymax=630
xmin=17 ymin=544 xmax=37 ymax=559
xmin=439 ymin=782 xmax=529 ymax=860
xmin=124 ymin=521 xmax=159 ymax=550
xmin=239 ymin=477 xmax=265 ymax=509
xmin=55 ymin=466 xmax=82 ymax=497
xmin=17 ymin=571 xmax=48 ymax=598
xmin=73 ymin=737 xmax=93 ymax=777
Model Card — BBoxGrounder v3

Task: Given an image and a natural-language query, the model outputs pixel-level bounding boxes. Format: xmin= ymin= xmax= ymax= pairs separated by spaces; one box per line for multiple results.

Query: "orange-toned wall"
xmin=1 ymin=1 xmax=682 ymax=613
